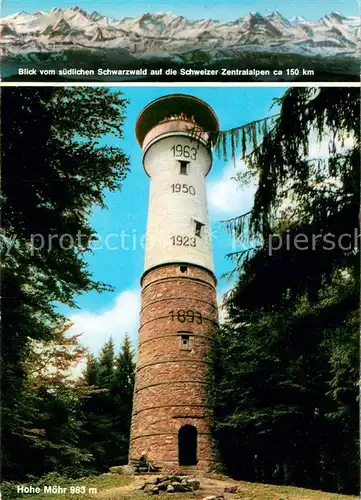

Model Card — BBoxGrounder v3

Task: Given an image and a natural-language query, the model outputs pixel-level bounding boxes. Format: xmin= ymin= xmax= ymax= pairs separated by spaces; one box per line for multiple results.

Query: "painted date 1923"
xmin=171 ymin=235 xmax=196 ymax=247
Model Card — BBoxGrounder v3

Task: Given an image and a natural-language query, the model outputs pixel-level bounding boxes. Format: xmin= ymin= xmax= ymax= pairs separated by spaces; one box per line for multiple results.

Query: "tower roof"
xmin=135 ymin=94 xmax=219 ymax=147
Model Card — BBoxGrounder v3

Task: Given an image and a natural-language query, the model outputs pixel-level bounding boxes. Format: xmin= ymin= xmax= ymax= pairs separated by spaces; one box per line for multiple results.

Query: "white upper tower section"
xmin=136 ymin=94 xmax=219 ymax=276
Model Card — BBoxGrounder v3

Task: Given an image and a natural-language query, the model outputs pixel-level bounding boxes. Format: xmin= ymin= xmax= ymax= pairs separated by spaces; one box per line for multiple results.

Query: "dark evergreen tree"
xmin=80 ymin=336 xmax=135 ymax=471
xmin=112 ymin=335 xmax=136 ymax=463
xmin=84 ymin=354 xmax=99 ymax=387
xmin=1 ymin=87 xmax=129 ymax=480
xmin=97 ymin=338 xmax=116 ymax=389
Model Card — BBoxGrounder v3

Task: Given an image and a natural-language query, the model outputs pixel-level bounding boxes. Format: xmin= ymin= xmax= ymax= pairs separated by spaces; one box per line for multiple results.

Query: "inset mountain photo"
xmin=1 ymin=6 xmax=360 ymax=81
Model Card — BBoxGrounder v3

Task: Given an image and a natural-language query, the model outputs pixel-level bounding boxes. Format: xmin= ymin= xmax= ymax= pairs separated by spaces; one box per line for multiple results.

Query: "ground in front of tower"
xmin=80 ymin=473 xmax=356 ymax=500
xmin=17 ymin=472 xmax=356 ymax=499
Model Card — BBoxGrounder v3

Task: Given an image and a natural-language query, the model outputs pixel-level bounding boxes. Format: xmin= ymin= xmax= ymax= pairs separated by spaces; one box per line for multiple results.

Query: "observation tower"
xmin=129 ymin=94 xmax=219 ymax=472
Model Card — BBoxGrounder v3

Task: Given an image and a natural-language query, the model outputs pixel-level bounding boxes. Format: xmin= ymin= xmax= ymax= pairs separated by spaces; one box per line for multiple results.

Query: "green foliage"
xmin=84 ymin=354 xmax=98 ymax=386
xmin=2 ymin=87 xmax=129 ymax=314
xmin=98 ymin=338 xmax=116 ymax=389
xmin=80 ymin=335 xmax=136 ymax=471
xmin=1 ymin=87 xmax=130 ymax=480
xmin=0 ymin=481 xmax=20 ymax=500
xmin=210 ymin=277 xmax=359 ymax=492
xmin=218 ymin=88 xmax=359 ymax=306
xmin=208 ymin=87 xmax=359 ymax=494
xmin=213 ymin=114 xmax=278 ymax=165
xmin=2 ymin=473 xmax=133 ymax=500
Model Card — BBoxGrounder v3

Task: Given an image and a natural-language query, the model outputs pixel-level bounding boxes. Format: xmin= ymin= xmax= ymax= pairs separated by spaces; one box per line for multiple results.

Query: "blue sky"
xmin=60 ymin=86 xmax=285 ymax=355
xmin=2 ymin=0 xmax=359 ymax=19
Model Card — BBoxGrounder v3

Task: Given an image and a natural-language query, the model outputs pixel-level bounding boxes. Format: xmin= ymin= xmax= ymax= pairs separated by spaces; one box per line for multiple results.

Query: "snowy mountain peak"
xmin=268 ymin=11 xmax=285 ymax=19
xmin=1 ymin=6 xmax=359 ymax=64
xmin=43 ymin=17 xmax=72 ymax=37
xmin=153 ymin=11 xmax=174 ymax=16
xmin=268 ymin=11 xmax=291 ymax=24
xmin=290 ymin=16 xmax=308 ymax=25
xmin=240 ymin=11 xmax=284 ymax=38
xmin=245 ymin=12 xmax=263 ymax=20
xmin=329 ymin=11 xmax=348 ymax=19
xmin=89 ymin=11 xmax=104 ymax=21
xmin=320 ymin=12 xmax=349 ymax=26
xmin=70 ymin=6 xmax=91 ymax=17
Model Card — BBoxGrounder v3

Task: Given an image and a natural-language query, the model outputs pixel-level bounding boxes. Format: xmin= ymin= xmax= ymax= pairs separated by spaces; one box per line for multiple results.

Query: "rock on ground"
xmin=109 ymin=465 xmax=135 ymax=475
xmin=171 ymin=482 xmax=187 ymax=492
xmin=224 ymin=485 xmax=238 ymax=493
xmin=202 ymin=496 xmax=224 ymax=500
xmin=188 ymin=479 xmax=200 ymax=491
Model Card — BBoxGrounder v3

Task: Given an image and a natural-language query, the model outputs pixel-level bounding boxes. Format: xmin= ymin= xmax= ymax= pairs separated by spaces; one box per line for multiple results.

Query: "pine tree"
xmin=1 ymin=87 xmax=129 ymax=480
xmin=208 ymin=87 xmax=359 ymax=494
xmin=115 ymin=335 xmax=135 ymax=407
xmin=112 ymin=335 xmax=136 ymax=463
xmin=79 ymin=336 xmax=135 ymax=471
xmin=97 ymin=338 xmax=116 ymax=389
xmin=84 ymin=354 xmax=98 ymax=387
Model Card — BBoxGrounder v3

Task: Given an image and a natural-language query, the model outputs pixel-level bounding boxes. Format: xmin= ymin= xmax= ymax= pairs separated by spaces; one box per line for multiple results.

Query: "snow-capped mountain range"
xmin=1 ymin=7 xmax=360 ymax=62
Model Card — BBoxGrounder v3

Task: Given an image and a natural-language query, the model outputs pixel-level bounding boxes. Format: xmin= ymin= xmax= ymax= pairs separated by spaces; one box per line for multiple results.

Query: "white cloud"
xmin=208 ymin=131 xmax=355 ymax=219
xmin=308 ymin=129 xmax=355 ymax=159
xmin=217 ymin=287 xmax=231 ymax=324
xmin=68 ymin=289 xmax=141 ymax=355
xmin=207 ymin=160 xmax=256 ymax=218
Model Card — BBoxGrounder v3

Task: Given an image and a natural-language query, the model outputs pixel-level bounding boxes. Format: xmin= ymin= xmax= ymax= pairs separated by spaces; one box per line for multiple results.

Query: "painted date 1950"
xmin=171 ymin=183 xmax=196 ymax=195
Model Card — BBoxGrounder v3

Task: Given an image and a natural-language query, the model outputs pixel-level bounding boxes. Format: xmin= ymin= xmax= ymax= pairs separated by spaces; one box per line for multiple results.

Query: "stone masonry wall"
xmin=129 ymin=264 xmax=219 ymax=471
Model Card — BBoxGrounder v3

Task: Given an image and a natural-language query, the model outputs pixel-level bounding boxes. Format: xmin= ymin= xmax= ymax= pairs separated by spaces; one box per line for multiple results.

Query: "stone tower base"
xmin=129 ymin=263 xmax=219 ymax=472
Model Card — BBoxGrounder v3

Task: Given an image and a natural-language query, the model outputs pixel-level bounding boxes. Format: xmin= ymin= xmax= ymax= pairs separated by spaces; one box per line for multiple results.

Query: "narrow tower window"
xmin=179 ymin=160 xmax=189 ymax=175
xmin=194 ymin=221 xmax=205 ymax=237
xmin=179 ymin=333 xmax=191 ymax=350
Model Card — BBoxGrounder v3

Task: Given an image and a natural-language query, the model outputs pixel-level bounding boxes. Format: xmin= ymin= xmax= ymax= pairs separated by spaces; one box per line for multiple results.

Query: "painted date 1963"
xmin=171 ymin=144 xmax=197 ymax=160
